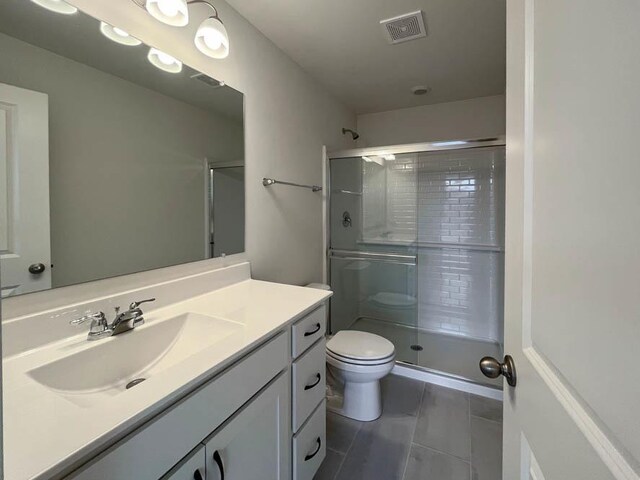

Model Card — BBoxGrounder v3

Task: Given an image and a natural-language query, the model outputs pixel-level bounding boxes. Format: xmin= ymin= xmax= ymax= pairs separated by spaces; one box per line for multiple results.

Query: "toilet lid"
xmin=326 ymin=330 xmax=395 ymax=361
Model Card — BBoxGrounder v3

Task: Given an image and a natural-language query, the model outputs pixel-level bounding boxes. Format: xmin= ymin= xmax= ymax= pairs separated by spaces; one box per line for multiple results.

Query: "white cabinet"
xmin=292 ymin=339 xmax=326 ymax=432
xmin=290 ymin=305 xmax=328 ymax=480
xmin=292 ymin=401 xmax=326 ymax=480
xmin=203 ymin=373 xmax=290 ymax=480
xmin=291 ymin=305 xmax=326 ymax=358
xmin=68 ymin=333 xmax=289 ymax=480
xmin=65 ymin=303 xmax=329 ymax=480
xmin=161 ymin=446 xmax=206 ymax=480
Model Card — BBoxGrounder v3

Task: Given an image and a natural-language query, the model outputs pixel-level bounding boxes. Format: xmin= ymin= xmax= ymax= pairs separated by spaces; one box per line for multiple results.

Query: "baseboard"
xmin=392 ymin=363 xmax=503 ymax=400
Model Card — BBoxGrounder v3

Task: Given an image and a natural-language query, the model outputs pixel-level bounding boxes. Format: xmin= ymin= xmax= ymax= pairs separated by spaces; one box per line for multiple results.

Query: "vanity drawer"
xmin=293 ymin=400 xmax=326 ymax=480
xmin=292 ymin=338 xmax=326 ymax=432
xmin=68 ymin=331 xmax=289 ymax=480
xmin=291 ymin=305 xmax=326 ymax=358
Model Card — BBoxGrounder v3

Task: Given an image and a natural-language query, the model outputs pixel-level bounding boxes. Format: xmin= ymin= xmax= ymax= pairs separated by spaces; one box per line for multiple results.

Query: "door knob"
xmin=28 ymin=263 xmax=46 ymax=274
xmin=480 ymin=355 xmax=517 ymax=387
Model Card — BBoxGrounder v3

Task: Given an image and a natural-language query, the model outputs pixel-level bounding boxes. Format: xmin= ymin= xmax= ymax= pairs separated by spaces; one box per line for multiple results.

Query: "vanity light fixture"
xmin=147 ymin=48 xmax=183 ymax=73
xmin=29 ymin=0 xmax=78 ymax=15
xmin=194 ymin=8 xmax=229 ymax=59
xmin=145 ymin=0 xmax=189 ymax=26
xmin=132 ymin=0 xmax=229 ymax=59
xmin=100 ymin=22 xmax=143 ymax=46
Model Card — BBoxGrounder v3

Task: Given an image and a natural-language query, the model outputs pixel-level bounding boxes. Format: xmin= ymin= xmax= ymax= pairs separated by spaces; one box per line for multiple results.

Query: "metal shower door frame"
xmin=324 ymin=135 xmax=506 ymax=347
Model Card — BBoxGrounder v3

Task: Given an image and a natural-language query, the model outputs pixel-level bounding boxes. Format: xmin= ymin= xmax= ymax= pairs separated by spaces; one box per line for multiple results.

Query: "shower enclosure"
xmin=327 ymin=138 xmax=505 ymax=389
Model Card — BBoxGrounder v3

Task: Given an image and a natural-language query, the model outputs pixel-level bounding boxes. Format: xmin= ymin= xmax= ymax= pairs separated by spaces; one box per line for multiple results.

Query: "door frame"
xmin=204 ymin=160 xmax=244 ymax=259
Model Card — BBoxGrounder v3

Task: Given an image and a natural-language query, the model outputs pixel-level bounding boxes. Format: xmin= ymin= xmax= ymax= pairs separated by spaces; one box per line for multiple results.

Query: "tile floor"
xmin=315 ymin=375 xmax=503 ymax=480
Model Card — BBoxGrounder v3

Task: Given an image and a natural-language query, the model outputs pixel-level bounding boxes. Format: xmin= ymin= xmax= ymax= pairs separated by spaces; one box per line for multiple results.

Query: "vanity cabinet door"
xmin=204 ymin=372 xmax=290 ymax=480
xmin=160 ymin=445 xmax=206 ymax=480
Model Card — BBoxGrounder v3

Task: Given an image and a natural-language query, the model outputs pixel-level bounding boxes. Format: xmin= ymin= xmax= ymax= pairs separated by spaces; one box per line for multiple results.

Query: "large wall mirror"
xmin=0 ymin=0 xmax=245 ymax=298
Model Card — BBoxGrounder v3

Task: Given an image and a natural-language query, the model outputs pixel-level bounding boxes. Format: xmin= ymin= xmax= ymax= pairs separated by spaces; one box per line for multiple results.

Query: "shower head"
xmin=342 ymin=128 xmax=360 ymax=140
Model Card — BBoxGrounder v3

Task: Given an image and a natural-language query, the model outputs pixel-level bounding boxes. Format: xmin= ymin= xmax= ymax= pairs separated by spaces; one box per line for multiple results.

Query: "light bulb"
xmin=157 ymin=51 xmax=175 ymax=65
xmin=147 ymin=48 xmax=183 ymax=73
xmin=29 ymin=0 xmax=78 ymax=15
xmin=203 ymin=30 xmax=223 ymax=50
xmin=100 ymin=22 xmax=142 ymax=46
xmin=157 ymin=0 xmax=178 ymax=17
xmin=113 ymin=27 xmax=129 ymax=37
xmin=194 ymin=17 xmax=229 ymax=59
xmin=145 ymin=0 xmax=189 ymax=27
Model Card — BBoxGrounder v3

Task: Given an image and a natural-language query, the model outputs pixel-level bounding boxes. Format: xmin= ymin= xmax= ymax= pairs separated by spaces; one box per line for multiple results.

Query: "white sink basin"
xmin=27 ymin=312 xmax=243 ymax=407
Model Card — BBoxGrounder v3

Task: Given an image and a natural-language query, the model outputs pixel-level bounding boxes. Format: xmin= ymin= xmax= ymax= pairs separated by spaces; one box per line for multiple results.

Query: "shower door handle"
xmin=480 ymin=355 xmax=517 ymax=387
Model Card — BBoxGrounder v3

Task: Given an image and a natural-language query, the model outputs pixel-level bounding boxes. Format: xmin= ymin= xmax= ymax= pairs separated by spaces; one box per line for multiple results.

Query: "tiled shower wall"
xmin=362 ymin=146 xmax=505 ymax=343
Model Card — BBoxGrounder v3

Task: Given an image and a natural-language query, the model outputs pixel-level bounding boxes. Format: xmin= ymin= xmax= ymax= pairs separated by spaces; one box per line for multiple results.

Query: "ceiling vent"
xmin=380 ymin=11 xmax=427 ymax=45
xmin=190 ymin=72 xmax=225 ymax=88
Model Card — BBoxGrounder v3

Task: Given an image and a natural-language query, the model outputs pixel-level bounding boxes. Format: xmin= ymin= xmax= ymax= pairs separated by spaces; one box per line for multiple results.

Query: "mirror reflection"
xmin=0 ymin=0 xmax=245 ymax=297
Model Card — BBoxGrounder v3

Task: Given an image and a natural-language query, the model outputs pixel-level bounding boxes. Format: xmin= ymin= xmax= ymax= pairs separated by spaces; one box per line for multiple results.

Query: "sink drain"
xmin=410 ymin=344 xmax=423 ymax=351
xmin=126 ymin=378 xmax=146 ymax=389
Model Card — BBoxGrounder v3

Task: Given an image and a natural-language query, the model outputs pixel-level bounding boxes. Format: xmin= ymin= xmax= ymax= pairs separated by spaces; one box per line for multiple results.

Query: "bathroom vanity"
xmin=0 ymin=2 xmax=329 ymax=479
xmin=2 ymin=262 xmax=330 ymax=480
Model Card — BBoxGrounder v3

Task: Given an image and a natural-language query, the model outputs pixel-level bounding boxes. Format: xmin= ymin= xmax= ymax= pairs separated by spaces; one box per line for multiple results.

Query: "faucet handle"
xmin=70 ymin=312 xmax=106 ymax=326
xmin=129 ymin=298 xmax=156 ymax=310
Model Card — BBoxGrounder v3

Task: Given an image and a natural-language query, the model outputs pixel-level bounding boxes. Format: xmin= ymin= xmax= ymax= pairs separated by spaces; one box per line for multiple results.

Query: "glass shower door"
xmin=414 ymin=146 xmax=505 ymax=386
xmin=328 ymin=155 xmax=419 ymax=365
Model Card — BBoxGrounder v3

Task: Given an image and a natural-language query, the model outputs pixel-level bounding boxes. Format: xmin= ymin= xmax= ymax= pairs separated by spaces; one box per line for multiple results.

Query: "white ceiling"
xmin=225 ymin=0 xmax=506 ymax=114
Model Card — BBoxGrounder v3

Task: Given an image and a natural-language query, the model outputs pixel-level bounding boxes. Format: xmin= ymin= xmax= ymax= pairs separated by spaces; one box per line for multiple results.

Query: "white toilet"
xmin=325 ymin=330 xmax=395 ymax=421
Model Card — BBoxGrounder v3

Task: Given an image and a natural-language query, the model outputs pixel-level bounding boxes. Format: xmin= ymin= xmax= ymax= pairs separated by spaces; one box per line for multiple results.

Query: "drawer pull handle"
xmin=304 ymin=323 xmax=321 ymax=337
xmin=193 ymin=469 xmax=204 ymax=480
xmin=305 ymin=437 xmax=322 ymax=461
xmin=304 ymin=373 xmax=322 ymax=391
xmin=213 ymin=450 xmax=225 ymax=480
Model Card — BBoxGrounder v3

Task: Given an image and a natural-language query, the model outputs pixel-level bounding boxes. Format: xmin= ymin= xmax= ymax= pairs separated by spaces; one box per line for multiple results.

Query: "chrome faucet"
xmin=71 ymin=298 xmax=156 ymax=340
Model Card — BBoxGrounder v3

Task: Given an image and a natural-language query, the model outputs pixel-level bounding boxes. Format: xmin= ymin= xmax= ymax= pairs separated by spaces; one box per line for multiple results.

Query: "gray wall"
xmin=356 ymin=95 xmax=505 ymax=147
xmin=67 ymin=0 xmax=357 ymax=287
xmin=0 ymin=33 xmax=244 ymax=287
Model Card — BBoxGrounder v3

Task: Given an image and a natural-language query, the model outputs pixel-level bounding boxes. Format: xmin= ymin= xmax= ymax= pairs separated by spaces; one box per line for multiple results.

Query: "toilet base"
xmin=326 ymin=380 xmax=383 ymax=422
xmin=325 ymin=344 xmax=395 ymax=422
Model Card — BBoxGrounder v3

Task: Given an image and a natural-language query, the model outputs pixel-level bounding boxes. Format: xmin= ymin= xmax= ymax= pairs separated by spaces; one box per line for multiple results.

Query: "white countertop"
xmin=3 ymin=278 xmax=331 ymax=480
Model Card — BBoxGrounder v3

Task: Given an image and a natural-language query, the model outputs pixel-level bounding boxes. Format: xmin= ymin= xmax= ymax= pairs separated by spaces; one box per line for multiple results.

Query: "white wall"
xmin=64 ymin=0 xmax=356 ymax=287
xmin=0 ymin=33 xmax=244 ymax=288
xmin=356 ymin=95 xmax=505 ymax=148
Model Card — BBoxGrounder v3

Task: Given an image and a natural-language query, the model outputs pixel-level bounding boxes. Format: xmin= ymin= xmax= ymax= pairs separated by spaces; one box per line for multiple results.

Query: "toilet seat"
xmin=326 ymin=351 xmax=395 ymax=376
xmin=326 ymin=348 xmax=395 ymax=366
xmin=326 ymin=330 xmax=395 ymax=364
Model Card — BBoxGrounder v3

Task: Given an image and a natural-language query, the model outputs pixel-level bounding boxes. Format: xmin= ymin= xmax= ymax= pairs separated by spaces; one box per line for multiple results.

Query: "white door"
xmin=204 ymin=373 xmax=289 ymax=480
xmin=501 ymin=1 xmax=640 ymax=479
xmin=212 ymin=166 xmax=245 ymax=257
xmin=0 ymin=83 xmax=51 ymax=297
